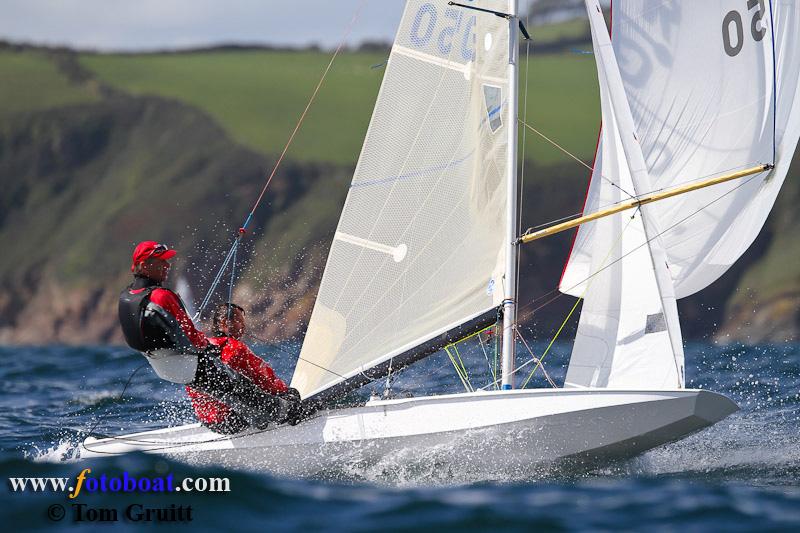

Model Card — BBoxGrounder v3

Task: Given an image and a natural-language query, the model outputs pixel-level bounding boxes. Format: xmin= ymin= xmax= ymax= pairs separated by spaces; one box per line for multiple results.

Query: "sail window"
xmin=483 ymin=85 xmax=503 ymax=133
xmin=645 ymin=313 xmax=667 ymax=335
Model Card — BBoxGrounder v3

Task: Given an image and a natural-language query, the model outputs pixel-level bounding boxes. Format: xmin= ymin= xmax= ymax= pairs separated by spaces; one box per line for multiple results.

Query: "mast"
xmin=501 ymin=0 xmax=520 ymax=390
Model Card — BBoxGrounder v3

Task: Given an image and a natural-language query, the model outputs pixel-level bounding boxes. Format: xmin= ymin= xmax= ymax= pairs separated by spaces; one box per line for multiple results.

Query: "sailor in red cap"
xmin=118 ymin=241 xmax=303 ymax=429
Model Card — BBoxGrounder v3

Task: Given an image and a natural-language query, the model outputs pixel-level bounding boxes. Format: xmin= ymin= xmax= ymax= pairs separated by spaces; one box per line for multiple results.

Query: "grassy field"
xmin=0 ymin=50 xmax=98 ymax=115
xmin=80 ymin=49 xmax=600 ymax=166
xmin=529 ymin=17 xmax=589 ymax=47
xmin=80 ymin=50 xmax=386 ymax=166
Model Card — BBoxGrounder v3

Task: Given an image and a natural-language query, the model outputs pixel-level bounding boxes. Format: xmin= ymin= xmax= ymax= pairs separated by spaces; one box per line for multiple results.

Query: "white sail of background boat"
xmin=562 ymin=0 xmax=800 ymax=390
xmin=82 ymin=0 xmax=800 ymax=477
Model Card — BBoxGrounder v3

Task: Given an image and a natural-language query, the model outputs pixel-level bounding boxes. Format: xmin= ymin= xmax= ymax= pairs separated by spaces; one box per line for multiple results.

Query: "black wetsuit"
xmin=118 ymin=276 xmax=298 ymax=429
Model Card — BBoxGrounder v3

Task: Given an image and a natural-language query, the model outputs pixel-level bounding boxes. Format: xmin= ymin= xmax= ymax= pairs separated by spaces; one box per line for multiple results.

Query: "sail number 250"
xmin=722 ymin=0 xmax=767 ymax=57
xmin=409 ymin=3 xmax=476 ymax=61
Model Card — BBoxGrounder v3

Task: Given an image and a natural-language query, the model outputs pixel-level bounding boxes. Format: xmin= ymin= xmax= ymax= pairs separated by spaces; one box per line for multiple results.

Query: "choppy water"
xmin=1 ymin=341 xmax=799 ymax=531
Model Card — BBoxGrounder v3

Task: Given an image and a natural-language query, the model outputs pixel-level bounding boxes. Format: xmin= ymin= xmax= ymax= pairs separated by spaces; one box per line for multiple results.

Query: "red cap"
xmin=131 ymin=241 xmax=177 ymax=271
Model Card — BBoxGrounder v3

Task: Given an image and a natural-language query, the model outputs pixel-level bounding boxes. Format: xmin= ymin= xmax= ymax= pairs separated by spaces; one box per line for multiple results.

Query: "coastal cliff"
xmin=0 ymin=44 xmax=797 ymax=345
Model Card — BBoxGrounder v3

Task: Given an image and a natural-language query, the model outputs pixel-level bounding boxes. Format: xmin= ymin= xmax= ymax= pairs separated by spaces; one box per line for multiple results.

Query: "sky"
xmin=0 ymin=0 xmax=410 ymax=51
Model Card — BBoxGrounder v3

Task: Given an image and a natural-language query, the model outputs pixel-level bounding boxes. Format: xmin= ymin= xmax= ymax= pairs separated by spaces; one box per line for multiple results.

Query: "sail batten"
xmin=292 ymin=0 xmax=511 ymax=399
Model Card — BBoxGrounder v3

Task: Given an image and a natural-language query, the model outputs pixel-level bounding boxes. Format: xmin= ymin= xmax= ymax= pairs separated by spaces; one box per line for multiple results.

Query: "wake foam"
xmin=27 ymin=438 xmax=81 ymax=464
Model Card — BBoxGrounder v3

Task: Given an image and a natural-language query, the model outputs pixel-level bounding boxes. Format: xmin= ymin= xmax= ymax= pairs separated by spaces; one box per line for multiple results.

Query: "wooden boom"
xmin=517 ymin=164 xmax=772 ymax=244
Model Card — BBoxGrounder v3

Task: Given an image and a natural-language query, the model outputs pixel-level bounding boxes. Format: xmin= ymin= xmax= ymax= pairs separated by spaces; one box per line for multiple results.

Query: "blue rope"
xmin=194 ymin=210 xmax=255 ymax=321
xmin=228 ymin=239 xmax=239 ymax=307
xmin=194 ymin=239 xmax=238 ymax=320
xmin=241 ymin=212 xmax=254 ymax=232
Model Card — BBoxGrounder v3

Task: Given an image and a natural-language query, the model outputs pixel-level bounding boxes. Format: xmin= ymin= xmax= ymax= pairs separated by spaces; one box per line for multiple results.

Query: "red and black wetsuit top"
xmin=186 ymin=336 xmax=288 ymax=425
xmin=118 ymin=276 xmax=208 ymax=353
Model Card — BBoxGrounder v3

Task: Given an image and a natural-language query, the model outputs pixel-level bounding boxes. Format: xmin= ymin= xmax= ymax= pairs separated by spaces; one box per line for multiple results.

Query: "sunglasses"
xmin=145 ymin=244 xmax=170 ymax=261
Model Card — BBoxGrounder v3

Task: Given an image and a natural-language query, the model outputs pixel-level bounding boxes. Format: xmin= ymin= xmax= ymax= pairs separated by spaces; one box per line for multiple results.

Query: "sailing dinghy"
xmin=82 ymin=0 xmax=800 ymax=476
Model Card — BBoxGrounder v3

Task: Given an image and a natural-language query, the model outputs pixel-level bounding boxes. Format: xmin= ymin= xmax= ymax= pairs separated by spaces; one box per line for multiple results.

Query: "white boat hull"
xmin=81 ymin=388 xmax=737 ymax=478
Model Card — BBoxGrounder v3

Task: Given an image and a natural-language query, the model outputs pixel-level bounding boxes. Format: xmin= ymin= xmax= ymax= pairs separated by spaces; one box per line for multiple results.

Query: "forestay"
xmin=563 ymin=0 xmax=683 ymax=389
xmin=563 ymin=0 xmax=800 ymax=299
xmin=292 ymin=0 xmax=510 ymax=399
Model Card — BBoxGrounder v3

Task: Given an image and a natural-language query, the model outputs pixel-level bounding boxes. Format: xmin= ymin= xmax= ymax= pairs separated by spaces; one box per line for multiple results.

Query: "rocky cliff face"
xmin=0 ymin=85 xmax=349 ymax=344
xmin=0 ymin=48 xmax=797 ymax=346
xmin=714 ymin=161 xmax=800 ymax=344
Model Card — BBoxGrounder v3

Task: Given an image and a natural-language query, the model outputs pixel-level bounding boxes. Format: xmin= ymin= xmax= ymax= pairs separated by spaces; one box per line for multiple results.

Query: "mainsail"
xmin=563 ymin=0 xmax=800 ymax=388
xmin=292 ymin=0 xmax=511 ymax=399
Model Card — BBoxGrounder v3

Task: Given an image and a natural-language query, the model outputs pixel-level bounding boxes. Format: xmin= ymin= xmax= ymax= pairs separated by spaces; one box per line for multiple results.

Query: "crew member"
xmin=187 ymin=303 xmax=297 ymax=434
xmin=118 ymin=241 xmax=301 ymax=428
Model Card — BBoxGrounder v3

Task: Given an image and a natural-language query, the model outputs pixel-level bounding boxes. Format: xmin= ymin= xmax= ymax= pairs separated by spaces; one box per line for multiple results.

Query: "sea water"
xmin=0 ymin=342 xmax=798 ymax=531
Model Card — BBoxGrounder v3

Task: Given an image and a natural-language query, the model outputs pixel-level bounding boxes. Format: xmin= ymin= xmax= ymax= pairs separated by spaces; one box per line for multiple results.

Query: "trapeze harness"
xmin=118 ymin=276 xmax=295 ymax=429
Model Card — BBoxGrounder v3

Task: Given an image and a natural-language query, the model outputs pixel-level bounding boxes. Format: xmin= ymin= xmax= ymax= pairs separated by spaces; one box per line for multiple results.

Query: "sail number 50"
xmin=722 ymin=0 xmax=767 ymax=57
xmin=409 ymin=3 xmax=476 ymax=61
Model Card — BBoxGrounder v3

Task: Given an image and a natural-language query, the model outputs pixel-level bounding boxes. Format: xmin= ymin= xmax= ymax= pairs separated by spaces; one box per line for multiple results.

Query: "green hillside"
xmin=0 ymin=50 xmax=99 ymax=115
xmin=530 ymin=17 xmax=589 ymax=48
xmin=80 ymin=49 xmax=600 ymax=166
xmin=0 ymin=37 xmax=796 ymax=345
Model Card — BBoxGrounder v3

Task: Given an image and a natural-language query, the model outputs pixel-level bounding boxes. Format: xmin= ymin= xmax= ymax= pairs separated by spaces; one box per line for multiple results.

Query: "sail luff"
xmin=584 ymin=0 xmax=684 ymax=386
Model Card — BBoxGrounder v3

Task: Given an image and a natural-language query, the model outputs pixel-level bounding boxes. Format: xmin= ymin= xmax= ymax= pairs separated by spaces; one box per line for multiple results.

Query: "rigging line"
xmin=516 ymin=6 xmax=532 ymax=315
xmin=518 ymin=118 xmax=637 ymax=200
xmin=493 ymin=320 xmax=499 ymax=389
xmin=80 ymin=363 xmax=149 ymax=453
xmin=515 ymin=173 xmax=763 ymax=324
xmin=523 ymin=211 xmax=584 ymax=233
xmin=296 ymin=356 xmax=347 ymax=380
xmin=445 ymin=346 xmax=472 ymax=392
xmin=454 ymin=344 xmax=474 ymax=392
xmin=440 ymin=325 xmax=500 ymax=393
xmin=244 ymin=332 xmax=349 ymax=381
xmin=520 ymin=207 xmax=639 ymax=388
xmin=480 ymin=330 xmax=561 ymax=389
xmin=195 ymin=239 xmax=239 ymax=320
xmin=518 ymin=295 xmax=579 ymax=388
xmin=477 ymin=330 xmax=496 ymax=385
xmin=195 ymin=2 xmax=366 ymax=320
xmin=244 ymin=0 xmax=367 ymax=225
xmin=227 ymin=238 xmax=239 ymax=307
xmin=515 ymin=328 xmax=557 ymax=388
